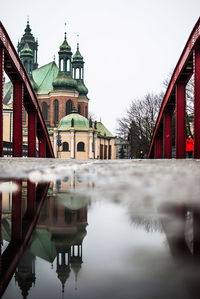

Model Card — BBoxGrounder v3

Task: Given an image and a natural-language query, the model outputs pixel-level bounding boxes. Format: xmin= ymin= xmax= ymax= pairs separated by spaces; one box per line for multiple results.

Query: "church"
xmin=3 ymin=20 xmax=116 ymax=159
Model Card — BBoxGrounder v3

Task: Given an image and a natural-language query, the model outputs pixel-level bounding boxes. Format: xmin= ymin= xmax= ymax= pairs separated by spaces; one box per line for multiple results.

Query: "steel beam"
xmin=154 ymin=135 xmax=163 ymax=158
xmin=28 ymin=110 xmax=37 ymax=157
xmin=163 ymin=110 xmax=172 ymax=158
xmin=13 ymin=81 xmax=23 ymax=157
xmin=175 ymin=82 xmax=186 ymax=159
xmin=12 ymin=180 xmax=22 ymax=240
xmin=0 ymin=48 xmax=4 ymax=157
xmin=193 ymin=47 xmax=200 ymax=158
xmin=147 ymin=18 xmax=200 ymax=159
xmin=0 ymin=192 xmax=2 ymax=276
xmin=39 ymin=136 xmax=46 ymax=157
xmin=27 ymin=180 xmax=36 ymax=215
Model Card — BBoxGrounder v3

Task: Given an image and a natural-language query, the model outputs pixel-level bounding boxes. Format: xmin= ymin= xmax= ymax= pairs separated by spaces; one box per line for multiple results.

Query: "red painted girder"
xmin=13 ymin=81 xmax=23 ymax=157
xmin=0 ymin=182 xmax=49 ymax=297
xmin=39 ymin=136 xmax=47 ymax=158
xmin=154 ymin=135 xmax=163 ymax=158
xmin=0 ymin=21 xmax=54 ymax=158
xmin=28 ymin=110 xmax=37 ymax=157
xmin=193 ymin=47 xmax=200 ymax=158
xmin=175 ymin=82 xmax=186 ymax=159
xmin=11 ymin=180 xmax=22 ymax=240
xmin=148 ymin=17 xmax=200 ymax=158
xmin=0 ymin=48 xmax=3 ymax=157
xmin=163 ymin=110 xmax=172 ymax=159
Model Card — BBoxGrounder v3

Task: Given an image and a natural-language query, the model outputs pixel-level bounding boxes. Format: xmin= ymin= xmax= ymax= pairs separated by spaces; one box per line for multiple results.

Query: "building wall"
xmin=96 ymin=137 xmax=116 ymax=159
xmin=54 ymin=130 xmax=115 ymax=160
xmin=3 ymin=111 xmax=12 ymax=142
xmin=110 ymin=138 xmax=116 ymax=159
xmin=74 ymin=132 xmax=90 ymax=159
xmin=36 ymin=92 xmax=89 ymax=128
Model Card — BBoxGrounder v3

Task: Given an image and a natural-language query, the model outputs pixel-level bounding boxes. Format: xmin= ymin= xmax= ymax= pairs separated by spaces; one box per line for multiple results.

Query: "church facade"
xmin=4 ymin=20 xmax=116 ymax=159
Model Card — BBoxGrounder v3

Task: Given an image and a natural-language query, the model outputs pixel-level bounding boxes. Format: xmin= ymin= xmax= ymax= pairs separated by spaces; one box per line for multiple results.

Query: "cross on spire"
xmin=77 ymin=34 xmax=79 ymax=49
xmin=64 ymin=22 xmax=67 ymax=40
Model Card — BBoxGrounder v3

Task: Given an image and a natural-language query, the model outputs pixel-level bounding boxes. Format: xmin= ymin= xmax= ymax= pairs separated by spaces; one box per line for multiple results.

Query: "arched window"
xmin=77 ymin=142 xmax=85 ymax=152
xmin=63 ymin=142 xmax=69 ymax=152
xmin=78 ymin=104 xmax=81 ymax=114
xmin=67 ymin=59 xmax=70 ymax=72
xmin=54 ymin=100 xmax=59 ymax=123
xmin=66 ymin=100 xmax=73 ymax=115
xmin=42 ymin=102 xmax=48 ymax=120
xmin=60 ymin=59 xmax=64 ymax=71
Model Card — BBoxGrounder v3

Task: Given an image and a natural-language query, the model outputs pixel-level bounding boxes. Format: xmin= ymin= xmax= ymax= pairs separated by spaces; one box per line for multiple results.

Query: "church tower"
xmin=17 ymin=19 xmax=38 ymax=70
xmin=72 ymin=43 xmax=89 ymax=118
xmin=53 ymin=31 xmax=77 ymax=94
xmin=20 ymin=43 xmax=34 ymax=75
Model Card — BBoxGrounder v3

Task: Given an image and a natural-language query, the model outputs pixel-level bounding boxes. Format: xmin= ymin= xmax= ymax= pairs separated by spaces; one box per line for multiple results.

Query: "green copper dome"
xmin=53 ymin=72 xmax=77 ymax=90
xmin=58 ymin=112 xmax=89 ymax=131
xmin=76 ymin=79 xmax=88 ymax=96
xmin=59 ymin=32 xmax=71 ymax=53
xmin=20 ymin=43 xmax=33 ymax=57
xmin=72 ymin=44 xmax=83 ymax=61
xmin=58 ymin=193 xmax=89 ymax=210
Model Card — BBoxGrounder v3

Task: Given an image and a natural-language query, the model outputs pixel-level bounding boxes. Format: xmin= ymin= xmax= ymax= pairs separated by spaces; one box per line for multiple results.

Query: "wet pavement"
xmin=1 ymin=158 xmax=200 ymax=299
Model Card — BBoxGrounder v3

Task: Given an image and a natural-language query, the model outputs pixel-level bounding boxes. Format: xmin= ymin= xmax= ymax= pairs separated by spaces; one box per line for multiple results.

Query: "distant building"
xmin=3 ymin=20 xmax=116 ymax=159
xmin=115 ymin=137 xmax=130 ymax=159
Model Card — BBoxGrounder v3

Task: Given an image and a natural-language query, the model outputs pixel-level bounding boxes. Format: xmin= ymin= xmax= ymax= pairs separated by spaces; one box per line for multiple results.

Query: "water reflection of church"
xmin=1 ymin=178 xmax=89 ymax=298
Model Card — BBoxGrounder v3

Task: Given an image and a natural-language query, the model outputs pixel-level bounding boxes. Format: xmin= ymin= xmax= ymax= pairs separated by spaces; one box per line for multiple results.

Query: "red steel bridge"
xmin=148 ymin=17 xmax=200 ymax=159
xmin=0 ymin=22 xmax=54 ymax=158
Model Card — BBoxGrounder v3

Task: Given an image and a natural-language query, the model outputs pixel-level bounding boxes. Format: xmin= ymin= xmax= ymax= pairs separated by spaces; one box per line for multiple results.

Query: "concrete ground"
xmin=0 ymin=158 xmax=200 ymax=207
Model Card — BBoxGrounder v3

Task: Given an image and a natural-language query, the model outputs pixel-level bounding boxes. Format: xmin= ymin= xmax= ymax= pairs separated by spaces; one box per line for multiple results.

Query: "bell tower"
xmin=18 ymin=19 xmax=38 ymax=70
xmin=53 ymin=29 xmax=77 ymax=92
xmin=72 ymin=43 xmax=88 ymax=118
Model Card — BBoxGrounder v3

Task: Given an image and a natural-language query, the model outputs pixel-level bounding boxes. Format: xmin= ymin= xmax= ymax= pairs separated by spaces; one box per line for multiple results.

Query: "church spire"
xmin=53 ymin=27 xmax=77 ymax=91
xmin=72 ymin=41 xmax=88 ymax=96
xmin=18 ymin=19 xmax=38 ymax=70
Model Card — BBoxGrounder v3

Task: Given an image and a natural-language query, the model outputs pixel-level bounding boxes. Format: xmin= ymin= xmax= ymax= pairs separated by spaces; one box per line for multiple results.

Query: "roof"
xmin=30 ymin=228 xmax=57 ymax=263
xmin=3 ymin=103 xmax=12 ymax=110
xmin=32 ymin=61 xmax=59 ymax=94
xmin=53 ymin=71 xmax=77 ymax=91
xmin=95 ymin=121 xmax=114 ymax=138
xmin=3 ymin=81 xmax=13 ymax=105
xmin=58 ymin=193 xmax=89 ymax=210
xmin=20 ymin=42 xmax=33 ymax=56
xmin=59 ymin=33 xmax=71 ymax=52
xmin=73 ymin=44 xmax=83 ymax=61
xmin=58 ymin=112 xmax=89 ymax=131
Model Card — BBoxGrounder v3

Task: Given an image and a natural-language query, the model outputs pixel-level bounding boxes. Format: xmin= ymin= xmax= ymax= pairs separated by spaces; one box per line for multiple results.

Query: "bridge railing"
xmin=0 ymin=21 xmax=54 ymax=158
xmin=148 ymin=17 xmax=200 ymax=159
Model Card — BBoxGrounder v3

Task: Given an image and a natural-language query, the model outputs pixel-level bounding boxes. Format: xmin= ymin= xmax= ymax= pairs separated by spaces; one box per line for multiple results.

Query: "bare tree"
xmin=116 ymin=93 xmax=163 ymax=157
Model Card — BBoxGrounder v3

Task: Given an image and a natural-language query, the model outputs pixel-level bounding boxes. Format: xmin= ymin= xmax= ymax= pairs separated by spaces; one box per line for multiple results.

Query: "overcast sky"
xmin=2 ymin=0 xmax=200 ymax=134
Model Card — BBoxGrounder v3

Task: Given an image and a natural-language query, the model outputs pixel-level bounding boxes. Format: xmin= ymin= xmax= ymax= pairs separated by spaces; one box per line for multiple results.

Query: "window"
xmin=54 ymin=100 xmax=59 ymax=123
xmin=67 ymin=59 xmax=70 ymax=71
xmin=63 ymin=142 xmax=69 ymax=151
xmin=78 ymin=104 xmax=81 ymax=114
xmin=66 ymin=100 xmax=73 ymax=115
xmin=77 ymin=142 xmax=85 ymax=152
xmin=60 ymin=59 xmax=64 ymax=71
xmin=42 ymin=102 xmax=48 ymax=120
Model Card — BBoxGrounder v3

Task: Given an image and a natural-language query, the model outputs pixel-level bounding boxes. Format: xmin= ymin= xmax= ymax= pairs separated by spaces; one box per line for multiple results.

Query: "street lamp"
xmin=56 ymin=134 xmax=62 ymax=158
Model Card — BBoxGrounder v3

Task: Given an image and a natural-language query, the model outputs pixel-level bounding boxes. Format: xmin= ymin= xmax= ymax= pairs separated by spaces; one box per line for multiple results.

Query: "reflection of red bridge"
xmin=148 ymin=18 xmax=200 ymax=159
xmin=0 ymin=22 xmax=54 ymax=158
